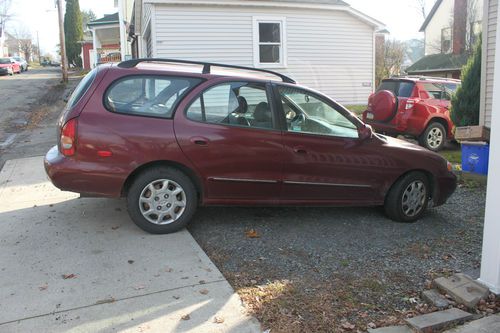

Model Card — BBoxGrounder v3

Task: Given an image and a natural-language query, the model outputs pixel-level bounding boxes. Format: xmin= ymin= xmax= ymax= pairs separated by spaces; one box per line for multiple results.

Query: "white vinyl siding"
xmin=151 ymin=4 xmax=375 ymax=105
xmin=481 ymin=0 xmax=497 ymax=128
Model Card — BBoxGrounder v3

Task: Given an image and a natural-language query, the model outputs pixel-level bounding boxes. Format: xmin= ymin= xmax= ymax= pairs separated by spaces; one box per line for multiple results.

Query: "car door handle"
xmin=293 ymin=146 xmax=307 ymax=154
xmin=190 ymin=137 xmax=209 ymax=146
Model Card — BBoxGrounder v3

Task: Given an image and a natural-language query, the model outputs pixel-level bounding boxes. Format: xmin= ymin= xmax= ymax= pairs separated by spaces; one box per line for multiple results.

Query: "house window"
xmin=469 ymin=21 xmax=482 ymax=48
xmin=441 ymin=27 xmax=452 ymax=53
xmin=253 ymin=17 xmax=286 ymax=68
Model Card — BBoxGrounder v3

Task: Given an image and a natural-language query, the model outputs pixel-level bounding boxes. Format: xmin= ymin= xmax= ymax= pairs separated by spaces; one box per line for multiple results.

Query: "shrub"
xmin=451 ymin=36 xmax=481 ymax=127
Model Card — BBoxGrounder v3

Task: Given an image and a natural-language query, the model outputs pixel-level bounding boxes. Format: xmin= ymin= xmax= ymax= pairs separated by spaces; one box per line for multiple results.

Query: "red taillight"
xmin=405 ymin=98 xmax=419 ymax=110
xmin=60 ymin=118 xmax=77 ymax=156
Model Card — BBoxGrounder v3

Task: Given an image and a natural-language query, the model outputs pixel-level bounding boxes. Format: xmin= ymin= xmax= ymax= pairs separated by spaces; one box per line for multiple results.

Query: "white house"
xmin=129 ymin=0 xmax=384 ymax=105
xmin=407 ymin=0 xmax=483 ymax=78
xmin=479 ymin=0 xmax=500 ymax=295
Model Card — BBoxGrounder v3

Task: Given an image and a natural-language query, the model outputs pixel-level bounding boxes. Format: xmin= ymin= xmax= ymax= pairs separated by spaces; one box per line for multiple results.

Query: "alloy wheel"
xmin=138 ymin=179 xmax=186 ymax=225
xmin=426 ymin=127 xmax=443 ymax=149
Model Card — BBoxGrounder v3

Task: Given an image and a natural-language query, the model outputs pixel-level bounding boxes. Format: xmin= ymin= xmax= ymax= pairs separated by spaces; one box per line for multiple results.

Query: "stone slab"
xmin=0 ymin=157 xmax=261 ymax=332
xmin=368 ymin=325 xmax=413 ymax=333
xmin=434 ymin=273 xmax=490 ymax=308
xmin=444 ymin=314 xmax=500 ymax=333
xmin=422 ymin=289 xmax=451 ymax=309
xmin=405 ymin=308 xmax=473 ymax=332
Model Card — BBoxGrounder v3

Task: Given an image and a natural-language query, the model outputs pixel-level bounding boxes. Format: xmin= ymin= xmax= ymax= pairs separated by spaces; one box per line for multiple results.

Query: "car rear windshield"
xmin=66 ymin=67 xmax=98 ymax=109
xmin=377 ymin=80 xmax=415 ymax=98
xmin=0 ymin=58 xmax=10 ymax=64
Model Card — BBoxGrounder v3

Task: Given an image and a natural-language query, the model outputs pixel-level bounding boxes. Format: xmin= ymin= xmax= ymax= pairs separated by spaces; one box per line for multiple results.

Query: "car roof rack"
xmin=389 ymin=75 xmax=461 ymax=82
xmin=117 ymin=58 xmax=296 ymax=84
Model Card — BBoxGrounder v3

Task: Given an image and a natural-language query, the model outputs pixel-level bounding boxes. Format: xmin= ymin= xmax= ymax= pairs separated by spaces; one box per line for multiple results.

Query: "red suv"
xmin=362 ymin=77 xmax=460 ymax=151
xmin=44 ymin=59 xmax=456 ymax=234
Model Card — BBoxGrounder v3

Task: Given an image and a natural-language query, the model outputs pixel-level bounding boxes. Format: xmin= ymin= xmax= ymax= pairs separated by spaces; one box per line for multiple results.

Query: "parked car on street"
xmin=44 ymin=59 xmax=457 ymax=234
xmin=12 ymin=56 xmax=28 ymax=71
xmin=362 ymin=77 xmax=460 ymax=151
xmin=0 ymin=57 xmax=21 ymax=75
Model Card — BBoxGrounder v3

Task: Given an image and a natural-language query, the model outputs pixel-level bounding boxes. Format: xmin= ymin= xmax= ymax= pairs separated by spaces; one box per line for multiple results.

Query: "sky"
xmin=6 ymin=0 xmax=436 ymax=57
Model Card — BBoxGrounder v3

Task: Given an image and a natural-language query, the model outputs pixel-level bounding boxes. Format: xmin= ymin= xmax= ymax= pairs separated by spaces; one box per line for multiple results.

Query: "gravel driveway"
xmin=189 ymin=185 xmax=486 ymax=332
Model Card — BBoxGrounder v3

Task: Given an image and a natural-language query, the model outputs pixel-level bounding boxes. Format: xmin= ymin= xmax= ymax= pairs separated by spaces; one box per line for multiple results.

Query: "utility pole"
xmin=56 ymin=0 xmax=68 ymax=82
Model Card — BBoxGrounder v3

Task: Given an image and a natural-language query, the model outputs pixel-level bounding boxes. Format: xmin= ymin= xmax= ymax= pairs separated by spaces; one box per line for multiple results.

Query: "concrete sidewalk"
xmin=0 ymin=157 xmax=261 ymax=332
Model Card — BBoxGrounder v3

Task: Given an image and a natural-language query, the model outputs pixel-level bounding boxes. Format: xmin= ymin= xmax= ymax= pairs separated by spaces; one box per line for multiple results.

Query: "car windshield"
xmin=0 ymin=58 xmax=11 ymax=64
xmin=377 ymin=80 xmax=415 ymax=98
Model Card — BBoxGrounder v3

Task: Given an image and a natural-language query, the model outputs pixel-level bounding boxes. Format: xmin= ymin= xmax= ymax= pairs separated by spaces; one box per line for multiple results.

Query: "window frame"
xmin=102 ymin=74 xmax=203 ymax=119
xmin=252 ymin=16 xmax=287 ymax=68
xmin=184 ymin=80 xmax=280 ymax=131
xmin=441 ymin=27 xmax=452 ymax=53
xmin=271 ymin=83 xmax=364 ymax=139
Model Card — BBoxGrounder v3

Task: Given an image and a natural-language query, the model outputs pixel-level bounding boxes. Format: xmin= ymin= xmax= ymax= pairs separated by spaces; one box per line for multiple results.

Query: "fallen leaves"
xmin=181 ymin=314 xmax=190 ymax=321
xmin=134 ymin=285 xmax=145 ymax=290
xmin=213 ymin=316 xmax=224 ymax=324
xmin=340 ymin=321 xmax=355 ymax=331
xmin=199 ymin=289 xmax=209 ymax=295
xmin=128 ymin=260 xmax=134 ymax=264
xmin=245 ymin=229 xmax=260 ymax=238
xmin=62 ymin=274 xmax=76 ymax=279
xmin=39 ymin=284 xmax=48 ymax=291
xmin=95 ymin=297 xmax=115 ymax=305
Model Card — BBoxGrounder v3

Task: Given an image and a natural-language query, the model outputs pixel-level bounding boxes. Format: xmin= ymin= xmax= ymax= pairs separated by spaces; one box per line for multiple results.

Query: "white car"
xmin=12 ymin=57 xmax=28 ymax=72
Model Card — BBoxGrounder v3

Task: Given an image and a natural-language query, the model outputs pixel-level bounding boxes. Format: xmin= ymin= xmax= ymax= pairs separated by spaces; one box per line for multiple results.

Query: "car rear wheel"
xmin=384 ymin=171 xmax=429 ymax=222
xmin=126 ymin=167 xmax=197 ymax=234
xmin=419 ymin=122 xmax=446 ymax=151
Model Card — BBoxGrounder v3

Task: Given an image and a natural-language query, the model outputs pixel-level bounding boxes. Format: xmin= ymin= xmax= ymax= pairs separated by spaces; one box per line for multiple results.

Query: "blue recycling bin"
xmin=461 ymin=142 xmax=490 ymax=175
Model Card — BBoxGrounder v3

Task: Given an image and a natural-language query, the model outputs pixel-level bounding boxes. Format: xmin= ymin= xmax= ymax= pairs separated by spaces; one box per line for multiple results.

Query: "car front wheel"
xmin=384 ymin=171 xmax=429 ymax=222
xmin=126 ymin=167 xmax=197 ymax=234
xmin=419 ymin=122 xmax=446 ymax=151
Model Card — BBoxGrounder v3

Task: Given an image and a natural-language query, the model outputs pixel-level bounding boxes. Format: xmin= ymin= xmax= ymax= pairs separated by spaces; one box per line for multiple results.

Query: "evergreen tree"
xmin=451 ymin=36 xmax=481 ymax=127
xmin=64 ymin=0 xmax=83 ymax=67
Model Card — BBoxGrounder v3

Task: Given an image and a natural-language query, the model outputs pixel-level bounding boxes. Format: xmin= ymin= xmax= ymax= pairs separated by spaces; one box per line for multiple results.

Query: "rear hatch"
xmin=365 ymin=79 xmax=415 ymax=123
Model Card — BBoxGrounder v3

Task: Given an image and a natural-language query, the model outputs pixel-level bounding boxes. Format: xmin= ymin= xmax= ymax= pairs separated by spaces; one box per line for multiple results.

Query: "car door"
xmin=174 ymin=80 xmax=285 ymax=202
xmin=274 ymin=84 xmax=381 ymax=204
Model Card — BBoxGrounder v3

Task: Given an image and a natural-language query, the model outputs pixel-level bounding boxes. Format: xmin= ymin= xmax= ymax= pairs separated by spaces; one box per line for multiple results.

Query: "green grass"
xmin=344 ymin=104 xmax=367 ymax=115
xmin=439 ymin=149 xmax=462 ymax=164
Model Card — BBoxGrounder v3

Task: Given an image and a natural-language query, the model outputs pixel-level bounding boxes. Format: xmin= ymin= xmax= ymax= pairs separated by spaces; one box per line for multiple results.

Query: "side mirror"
xmin=358 ymin=124 xmax=373 ymax=141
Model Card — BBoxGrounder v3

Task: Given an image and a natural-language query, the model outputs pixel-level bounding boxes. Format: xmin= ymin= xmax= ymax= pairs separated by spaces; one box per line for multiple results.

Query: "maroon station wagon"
xmin=44 ymin=59 xmax=457 ymax=234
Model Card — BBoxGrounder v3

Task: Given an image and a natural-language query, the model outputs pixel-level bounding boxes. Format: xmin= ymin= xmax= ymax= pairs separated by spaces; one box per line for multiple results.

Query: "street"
xmin=0 ymin=67 xmax=68 ymax=167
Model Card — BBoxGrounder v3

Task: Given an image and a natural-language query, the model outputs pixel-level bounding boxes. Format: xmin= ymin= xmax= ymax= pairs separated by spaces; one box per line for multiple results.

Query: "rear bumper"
xmin=44 ymin=145 xmax=123 ymax=197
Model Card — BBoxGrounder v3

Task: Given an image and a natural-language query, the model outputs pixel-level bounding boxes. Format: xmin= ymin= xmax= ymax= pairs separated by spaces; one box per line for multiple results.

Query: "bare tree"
xmin=376 ymin=39 xmax=406 ymax=86
xmin=0 ymin=0 xmax=12 ymax=37
xmin=12 ymin=26 xmax=33 ymax=61
xmin=414 ymin=0 xmax=427 ymax=20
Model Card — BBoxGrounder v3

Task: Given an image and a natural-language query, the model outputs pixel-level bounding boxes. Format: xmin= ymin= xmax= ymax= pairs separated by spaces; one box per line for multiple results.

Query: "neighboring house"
xmin=406 ymin=0 xmax=483 ymax=78
xmin=3 ymin=32 xmax=21 ymax=57
xmin=129 ymin=0 xmax=384 ymax=105
xmin=87 ymin=0 xmax=134 ymax=68
xmin=480 ymin=0 xmax=497 ymax=129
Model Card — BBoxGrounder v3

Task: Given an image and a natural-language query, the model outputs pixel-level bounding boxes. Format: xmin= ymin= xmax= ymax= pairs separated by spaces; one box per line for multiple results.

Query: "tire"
xmin=419 ymin=122 xmax=446 ymax=151
xmin=126 ymin=167 xmax=197 ymax=234
xmin=384 ymin=171 xmax=429 ymax=222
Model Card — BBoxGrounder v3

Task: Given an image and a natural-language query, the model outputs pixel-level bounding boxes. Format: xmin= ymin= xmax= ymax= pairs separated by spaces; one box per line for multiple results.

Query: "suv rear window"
xmin=104 ymin=75 xmax=201 ymax=118
xmin=377 ymin=80 xmax=414 ymax=98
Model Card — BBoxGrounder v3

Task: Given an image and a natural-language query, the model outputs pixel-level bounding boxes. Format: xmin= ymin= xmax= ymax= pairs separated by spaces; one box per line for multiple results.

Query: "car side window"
xmin=442 ymin=83 xmax=458 ymax=101
xmin=278 ymin=86 xmax=358 ymax=139
xmin=421 ymin=83 xmax=443 ymax=100
xmin=186 ymin=82 xmax=274 ymax=129
xmin=105 ymin=76 xmax=201 ymax=118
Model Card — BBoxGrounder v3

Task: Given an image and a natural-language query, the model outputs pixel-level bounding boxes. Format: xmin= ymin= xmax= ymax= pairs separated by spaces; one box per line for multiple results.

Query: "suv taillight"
xmin=60 ymin=118 xmax=78 ymax=156
xmin=405 ymin=98 xmax=419 ymax=110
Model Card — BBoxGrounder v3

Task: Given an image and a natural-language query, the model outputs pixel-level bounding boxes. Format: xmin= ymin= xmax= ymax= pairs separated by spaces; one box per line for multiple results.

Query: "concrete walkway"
xmin=0 ymin=157 xmax=261 ymax=332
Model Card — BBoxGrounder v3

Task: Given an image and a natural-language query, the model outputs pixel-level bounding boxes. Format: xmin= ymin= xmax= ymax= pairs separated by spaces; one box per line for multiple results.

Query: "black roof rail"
xmin=117 ymin=58 xmax=296 ymax=84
